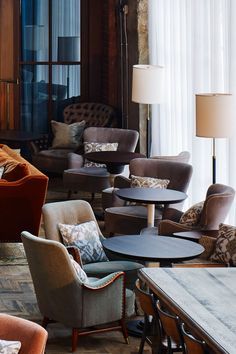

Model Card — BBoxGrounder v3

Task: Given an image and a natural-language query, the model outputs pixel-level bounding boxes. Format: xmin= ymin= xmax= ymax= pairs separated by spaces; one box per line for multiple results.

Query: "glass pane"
xmin=51 ymin=0 xmax=81 ymax=62
xmin=52 ymin=65 xmax=80 ymax=120
xmin=21 ymin=0 xmax=49 ymax=62
xmin=20 ymin=65 xmax=49 ymax=133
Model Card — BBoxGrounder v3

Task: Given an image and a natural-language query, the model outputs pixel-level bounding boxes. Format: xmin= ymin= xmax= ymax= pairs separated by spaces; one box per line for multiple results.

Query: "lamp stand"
xmin=212 ymin=137 xmax=216 ymax=184
xmin=147 ymin=104 xmax=151 ymax=158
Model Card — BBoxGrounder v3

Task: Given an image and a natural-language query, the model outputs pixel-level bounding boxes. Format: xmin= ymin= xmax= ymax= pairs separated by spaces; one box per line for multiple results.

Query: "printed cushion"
xmin=84 ymin=142 xmax=118 ymax=167
xmin=0 ymin=340 xmax=21 ymax=354
xmin=179 ymin=201 xmax=204 ymax=226
xmin=210 ymin=223 xmax=236 ymax=265
xmin=131 ymin=175 xmax=170 ymax=189
xmin=69 ymin=255 xmax=88 ymax=283
xmin=51 ymin=120 xmax=86 ymax=149
xmin=58 ymin=220 xmax=108 ymax=264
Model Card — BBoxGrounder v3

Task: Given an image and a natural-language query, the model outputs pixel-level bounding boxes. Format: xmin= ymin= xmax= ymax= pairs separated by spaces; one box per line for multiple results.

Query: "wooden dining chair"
xmin=134 ymin=279 xmax=163 ymax=354
xmin=156 ymin=300 xmax=185 ymax=354
xmin=181 ymin=323 xmax=207 ymax=354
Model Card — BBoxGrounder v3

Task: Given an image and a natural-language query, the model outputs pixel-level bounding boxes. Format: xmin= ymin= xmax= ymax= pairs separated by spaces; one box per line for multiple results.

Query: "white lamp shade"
xmin=132 ymin=64 xmax=165 ymax=104
xmin=58 ymin=36 xmax=80 ymax=62
xmin=196 ymin=93 xmax=234 ymax=138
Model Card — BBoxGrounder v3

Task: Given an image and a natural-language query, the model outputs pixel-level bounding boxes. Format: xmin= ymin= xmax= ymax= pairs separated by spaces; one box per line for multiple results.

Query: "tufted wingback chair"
xmin=29 ymin=102 xmax=118 ymax=175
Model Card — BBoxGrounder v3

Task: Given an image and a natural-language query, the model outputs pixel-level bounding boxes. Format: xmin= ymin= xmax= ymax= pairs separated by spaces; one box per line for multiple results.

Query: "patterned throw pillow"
xmin=0 ymin=340 xmax=21 ymax=354
xmin=210 ymin=223 xmax=236 ymax=265
xmin=179 ymin=201 xmax=204 ymax=226
xmin=58 ymin=220 xmax=108 ymax=264
xmin=51 ymin=120 xmax=86 ymax=149
xmin=84 ymin=142 xmax=118 ymax=167
xmin=130 ymin=175 xmax=170 ymax=189
xmin=69 ymin=255 xmax=88 ymax=283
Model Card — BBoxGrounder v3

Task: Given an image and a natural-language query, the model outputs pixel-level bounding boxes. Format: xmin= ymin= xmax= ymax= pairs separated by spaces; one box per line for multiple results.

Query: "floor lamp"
xmin=58 ymin=36 xmax=80 ymax=98
xmin=196 ymin=93 xmax=234 ymax=184
xmin=132 ymin=64 xmax=164 ymax=157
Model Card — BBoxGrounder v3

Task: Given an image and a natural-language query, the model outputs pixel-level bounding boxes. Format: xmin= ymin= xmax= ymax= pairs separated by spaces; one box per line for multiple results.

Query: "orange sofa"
xmin=0 ymin=144 xmax=48 ymax=242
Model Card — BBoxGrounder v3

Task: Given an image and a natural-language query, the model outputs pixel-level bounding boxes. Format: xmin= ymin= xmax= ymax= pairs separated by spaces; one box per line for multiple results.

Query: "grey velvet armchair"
xmin=42 ymin=199 xmax=143 ymax=289
xmin=104 ymin=158 xmax=193 ymax=235
xmin=63 ymin=127 xmax=139 ymax=199
xmin=159 ymin=183 xmax=235 ymax=235
xmin=21 ymin=231 xmax=134 ymax=352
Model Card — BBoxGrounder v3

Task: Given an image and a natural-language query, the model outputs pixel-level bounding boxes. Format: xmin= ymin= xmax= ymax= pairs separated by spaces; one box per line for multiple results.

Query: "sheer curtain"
xmin=148 ymin=0 xmax=236 ymax=222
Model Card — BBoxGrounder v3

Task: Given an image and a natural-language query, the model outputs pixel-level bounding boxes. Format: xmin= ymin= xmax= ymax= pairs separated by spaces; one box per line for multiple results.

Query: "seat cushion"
xmin=83 ymin=260 xmax=143 ymax=290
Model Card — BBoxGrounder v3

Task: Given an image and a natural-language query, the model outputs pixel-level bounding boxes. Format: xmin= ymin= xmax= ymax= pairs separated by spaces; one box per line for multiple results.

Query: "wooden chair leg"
xmin=120 ymin=319 xmax=129 ymax=344
xmin=72 ymin=328 xmax=79 ymax=352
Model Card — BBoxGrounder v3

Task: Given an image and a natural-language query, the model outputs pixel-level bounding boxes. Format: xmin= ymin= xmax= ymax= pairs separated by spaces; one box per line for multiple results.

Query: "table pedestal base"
xmin=127 ymin=319 xmax=143 ymax=337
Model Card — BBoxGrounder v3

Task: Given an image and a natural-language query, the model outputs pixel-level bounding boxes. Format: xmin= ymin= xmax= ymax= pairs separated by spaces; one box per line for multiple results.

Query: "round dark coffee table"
xmin=115 ymin=188 xmax=187 ymax=228
xmin=84 ymin=151 xmax=145 ymax=174
xmin=173 ymin=230 xmax=218 ymax=242
xmin=103 ymin=235 xmax=204 ymax=267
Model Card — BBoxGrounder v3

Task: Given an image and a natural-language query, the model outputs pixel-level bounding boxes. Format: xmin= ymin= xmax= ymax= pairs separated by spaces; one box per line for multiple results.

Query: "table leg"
xmin=147 ymin=204 xmax=155 ymax=228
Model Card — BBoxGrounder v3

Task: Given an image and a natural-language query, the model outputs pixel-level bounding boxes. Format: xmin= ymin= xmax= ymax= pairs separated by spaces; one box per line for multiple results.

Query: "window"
xmin=20 ymin=0 xmax=83 ymax=133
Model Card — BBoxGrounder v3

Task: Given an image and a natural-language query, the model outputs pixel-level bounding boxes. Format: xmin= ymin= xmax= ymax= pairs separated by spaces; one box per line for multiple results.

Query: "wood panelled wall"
xmin=0 ymin=0 xmax=139 ymax=135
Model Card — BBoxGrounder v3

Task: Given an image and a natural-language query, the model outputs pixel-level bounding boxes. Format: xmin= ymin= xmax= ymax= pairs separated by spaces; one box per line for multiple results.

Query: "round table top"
xmin=115 ymin=187 xmax=187 ymax=204
xmin=102 ymin=235 xmax=204 ymax=264
xmin=173 ymin=230 xmax=218 ymax=241
xmin=84 ymin=151 xmax=145 ymax=165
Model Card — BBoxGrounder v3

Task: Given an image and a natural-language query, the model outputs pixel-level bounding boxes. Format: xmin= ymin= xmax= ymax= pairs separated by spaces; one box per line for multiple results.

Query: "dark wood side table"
xmin=173 ymin=230 xmax=218 ymax=242
xmin=84 ymin=151 xmax=145 ymax=174
xmin=115 ymin=188 xmax=187 ymax=228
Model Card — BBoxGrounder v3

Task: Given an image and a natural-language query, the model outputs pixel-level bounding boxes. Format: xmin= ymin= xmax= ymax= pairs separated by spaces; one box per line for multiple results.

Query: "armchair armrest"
xmin=162 ymin=207 xmax=183 ymax=221
xmin=68 ymin=152 xmax=84 ymax=169
xmin=83 ymin=271 xmax=124 ymax=290
xmin=114 ymin=175 xmax=131 ymax=188
xmin=158 ymin=219 xmax=193 ymax=235
xmin=29 ymin=135 xmax=50 ymax=155
xmin=66 ymin=246 xmax=83 ymax=267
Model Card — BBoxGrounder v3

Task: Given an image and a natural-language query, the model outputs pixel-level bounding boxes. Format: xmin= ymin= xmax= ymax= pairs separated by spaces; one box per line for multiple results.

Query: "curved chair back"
xmin=181 ymin=323 xmax=206 ymax=354
xmin=151 ymin=151 xmax=190 ymax=164
xmin=0 ymin=313 xmax=48 ymax=354
xmin=21 ymin=231 xmax=83 ymax=328
xmin=83 ymin=127 xmax=139 ymax=152
xmin=42 ymin=199 xmax=102 ymax=243
xmin=200 ymin=184 xmax=235 ymax=229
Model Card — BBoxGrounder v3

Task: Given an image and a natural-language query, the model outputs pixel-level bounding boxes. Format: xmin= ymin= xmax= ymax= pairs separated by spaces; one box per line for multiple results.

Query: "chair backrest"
xmin=21 ymin=231 xmax=83 ymax=328
xmin=181 ymin=323 xmax=206 ymax=354
xmin=63 ymin=102 xmax=118 ymax=127
xmin=42 ymin=199 xmax=103 ymax=243
xmin=200 ymin=184 xmax=235 ymax=229
xmin=83 ymin=127 xmax=139 ymax=152
xmin=151 ymin=151 xmax=190 ymax=164
xmin=0 ymin=313 xmax=48 ymax=354
xmin=134 ymin=279 xmax=158 ymax=317
xmin=156 ymin=301 xmax=184 ymax=348
xmin=129 ymin=159 xmax=192 ymax=209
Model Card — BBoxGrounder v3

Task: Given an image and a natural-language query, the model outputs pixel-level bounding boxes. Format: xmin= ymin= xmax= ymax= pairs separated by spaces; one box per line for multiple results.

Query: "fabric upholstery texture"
xmin=198 ymin=236 xmax=217 ymax=260
xmin=51 ymin=120 xmax=85 ymax=149
xmin=179 ymin=201 xmax=204 ymax=226
xmin=69 ymin=256 xmax=88 ymax=283
xmin=2 ymin=162 xmax=29 ymax=181
xmin=0 ymin=340 xmax=21 ymax=353
xmin=130 ymin=175 xmax=170 ymax=189
xmin=0 ymin=313 xmax=48 ymax=354
xmin=58 ymin=220 xmax=108 ymax=264
xmin=0 ymin=145 xmax=48 ymax=242
xmin=210 ymin=223 xmax=236 ymax=265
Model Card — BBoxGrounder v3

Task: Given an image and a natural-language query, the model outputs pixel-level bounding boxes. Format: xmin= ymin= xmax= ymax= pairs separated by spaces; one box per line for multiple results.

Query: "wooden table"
xmin=138 ymin=267 xmax=236 ymax=353
xmin=115 ymin=188 xmax=187 ymax=228
xmin=102 ymin=235 xmax=204 ymax=267
xmin=84 ymin=151 xmax=145 ymax=174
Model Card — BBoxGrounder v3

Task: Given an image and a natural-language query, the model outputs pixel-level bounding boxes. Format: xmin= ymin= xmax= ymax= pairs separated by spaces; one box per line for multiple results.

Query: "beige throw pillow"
xmin=84 ymin=142 xmax=118 ymax=167
xmin=179 ymin=201 xmax=204 ymax=226
xmin=51 ymin=120 xmax=86 ymax=149
xmin=210 ymin=223 xmax=236 ymax=265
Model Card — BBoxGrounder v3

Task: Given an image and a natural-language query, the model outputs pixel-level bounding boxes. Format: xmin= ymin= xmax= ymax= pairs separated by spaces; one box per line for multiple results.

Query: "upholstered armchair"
xmin=158 ymin=183 xmax=235 ymax=235
xmin=104 ymin=158 xmax=193 ymax=235
xmin=0 ymin=313 xmax=48 ymax=354
xmin=42 ymin=199 xmax=143 ymax=289
xmin=21 ymin=231 xmax=134 ymax=352
xmin=30 ymin=102 xmax=118 ymax=175
xmin=63 ymin=127 xmax=139 ymax=198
